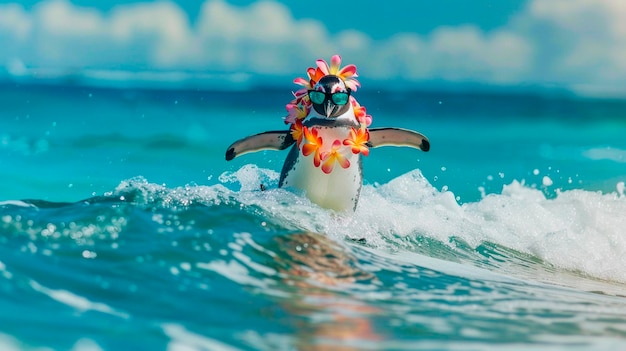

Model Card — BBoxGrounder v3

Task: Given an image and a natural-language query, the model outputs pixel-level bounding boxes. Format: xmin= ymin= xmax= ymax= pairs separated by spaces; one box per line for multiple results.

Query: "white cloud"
xmin=423 ymin=25 xmax=532 ymax=82
xmin=521 ymin=0 xmax=626 ymax=95
xmin=190 ymin=0 xmax=334 ymax=74
xmin=0 ymin=0 xmax=625 ymax=96
xmin=0 ymin=3 xmax=31 ymax=39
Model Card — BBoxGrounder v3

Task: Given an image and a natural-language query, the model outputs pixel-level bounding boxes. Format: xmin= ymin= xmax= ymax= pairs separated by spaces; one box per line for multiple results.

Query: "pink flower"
xmin=293 ymin=54 xmax=361 ymax=93
xmin=316 ymin=55 xmax=361 ymax=91
xmin=284 ymin=102 xmax=310 ymax=125
xmin=350 ymin=97 xmax=372 ymax=127
xmin=321 ymin=140 xmax=351 ymax=174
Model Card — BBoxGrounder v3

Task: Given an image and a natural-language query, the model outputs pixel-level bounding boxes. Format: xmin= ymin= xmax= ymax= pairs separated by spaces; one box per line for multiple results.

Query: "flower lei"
xmin=284 ymin=55 xmax=373 ymax=174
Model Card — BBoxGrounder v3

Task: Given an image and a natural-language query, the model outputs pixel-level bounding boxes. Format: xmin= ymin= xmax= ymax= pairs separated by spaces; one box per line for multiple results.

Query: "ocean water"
xmin=1 ymin=82 xmax=626 ymax=350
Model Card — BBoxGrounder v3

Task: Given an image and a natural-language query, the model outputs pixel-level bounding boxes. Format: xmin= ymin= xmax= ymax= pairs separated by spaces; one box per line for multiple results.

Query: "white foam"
xmin=221 ymin=166 xmax=626 ymax=283
xmin=163 ymin=323 xmax=243 ymax=351
xmin=0 ymin=260 xmax=12 ymax=279
xmin=120 ymin=165 xmax=626 ymax=284
xmin=219 ymin=164 xmax=279 ymax=192
xmin=71 ymin=339 xmax=104 ymax=351
xmin=355 ymin=171 xmax=626 ymax=283
xmin=196 ymin=259 xmax=274 ymax=290
xmin=0 ymin=333 xmax=53 ymax=351
xmin=0 ymin=200 xmax=36 ymax=208
xmin=0 ymin=334 xmax=104 ymax=351
xmin=112 ymin=176 xmax=232 ymax=208
xmin=29 ymin=280 xmax=129 ymax=319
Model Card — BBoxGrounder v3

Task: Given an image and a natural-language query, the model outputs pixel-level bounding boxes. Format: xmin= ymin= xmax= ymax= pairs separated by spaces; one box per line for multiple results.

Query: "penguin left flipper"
xmin=225 ymin=131 xmax=295 ymax=160
xmin=367 ymin=127 xmax=430 ymax=152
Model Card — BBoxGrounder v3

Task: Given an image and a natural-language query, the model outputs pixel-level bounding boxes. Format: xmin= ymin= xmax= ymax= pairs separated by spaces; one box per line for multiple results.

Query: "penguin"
xmin=225 ymin=56 xmax=430 ymax=212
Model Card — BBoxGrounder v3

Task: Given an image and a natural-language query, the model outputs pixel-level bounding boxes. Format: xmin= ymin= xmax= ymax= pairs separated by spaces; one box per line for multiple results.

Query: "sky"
xmin=0 ymin=0 xmax=625 ymax=97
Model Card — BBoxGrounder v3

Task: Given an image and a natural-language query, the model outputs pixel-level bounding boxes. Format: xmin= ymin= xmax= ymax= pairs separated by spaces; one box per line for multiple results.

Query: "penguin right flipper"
xmin=225 ymin=131 xmax=295 ymax=160
xmin=367 ymin=127 xmax=430 ymax=152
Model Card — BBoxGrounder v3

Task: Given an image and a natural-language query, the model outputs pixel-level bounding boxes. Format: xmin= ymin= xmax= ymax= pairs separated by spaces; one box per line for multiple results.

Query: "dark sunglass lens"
xmin=331 ymin=92 xmax=349 ymax=105
xmin=308 ymin=91 xmax=325 ymax=104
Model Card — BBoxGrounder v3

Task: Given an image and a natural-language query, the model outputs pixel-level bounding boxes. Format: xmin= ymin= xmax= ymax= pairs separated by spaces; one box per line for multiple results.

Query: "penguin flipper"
xmin=367 ymin=128 xmax=430 ymax=152
xmin=225 ymin=131 xmax=295 ymax=160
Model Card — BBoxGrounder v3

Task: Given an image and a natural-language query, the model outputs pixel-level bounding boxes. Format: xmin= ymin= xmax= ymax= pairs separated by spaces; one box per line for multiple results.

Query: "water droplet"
xmin=542 ymin=176 xmax=553 ymax=186
xmin=478 ymin=186 xmax=486 ymax=198
xmin=82 ymin=250 xmax=97 ymax=259
xmin=617 ymin=181 xmax=625 ymax=197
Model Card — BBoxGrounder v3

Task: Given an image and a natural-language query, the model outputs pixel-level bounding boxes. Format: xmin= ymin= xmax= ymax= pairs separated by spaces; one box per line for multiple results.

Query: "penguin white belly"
xmin=283 ymin=152 xmax=361 ymax=211
xmin=280 ymin=125 xmax=362 ymax=212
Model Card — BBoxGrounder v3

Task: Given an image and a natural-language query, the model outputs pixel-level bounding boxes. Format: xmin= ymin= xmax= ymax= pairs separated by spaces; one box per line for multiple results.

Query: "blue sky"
xmin=0 ymin=0 xmax=625 ymax=97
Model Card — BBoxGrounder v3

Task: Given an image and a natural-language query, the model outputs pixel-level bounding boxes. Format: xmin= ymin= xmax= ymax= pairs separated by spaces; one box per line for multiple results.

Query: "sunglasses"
xmin=308 ymin=89 xmax=351 ymax=106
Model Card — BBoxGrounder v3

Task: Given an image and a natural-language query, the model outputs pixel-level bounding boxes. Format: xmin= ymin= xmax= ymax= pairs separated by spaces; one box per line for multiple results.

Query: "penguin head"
xmin=308 ymin=75 xmax=352 ymax=118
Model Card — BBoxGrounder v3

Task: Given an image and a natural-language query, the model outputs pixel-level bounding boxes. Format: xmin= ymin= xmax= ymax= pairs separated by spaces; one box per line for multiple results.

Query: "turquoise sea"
xmin=1 ymin=82 xmax=626 ymax=350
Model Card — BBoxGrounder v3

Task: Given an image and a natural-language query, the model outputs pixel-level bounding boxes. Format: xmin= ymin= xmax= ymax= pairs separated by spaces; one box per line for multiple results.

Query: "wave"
xmin=215 ymin=165 xmax=626 ymax=284
xmin=2 ymin=164 xmax=626 ymax=288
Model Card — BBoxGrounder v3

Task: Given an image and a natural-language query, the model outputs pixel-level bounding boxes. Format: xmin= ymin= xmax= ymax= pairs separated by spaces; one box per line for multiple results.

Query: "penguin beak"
xmin=325 ymin=100 xmax=337 ymax=118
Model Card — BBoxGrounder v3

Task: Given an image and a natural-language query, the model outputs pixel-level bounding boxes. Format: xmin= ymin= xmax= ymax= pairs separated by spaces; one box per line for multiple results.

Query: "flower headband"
xmin=284 ymin=55 xmax=372 ymax=129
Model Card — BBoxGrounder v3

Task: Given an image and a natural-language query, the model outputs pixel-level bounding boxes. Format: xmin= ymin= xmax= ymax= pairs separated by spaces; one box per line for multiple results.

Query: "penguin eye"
xmin=331 ymin=92 xmax=350 ymax=105
xmin=308 ymin=91 xmax=326 ymax=104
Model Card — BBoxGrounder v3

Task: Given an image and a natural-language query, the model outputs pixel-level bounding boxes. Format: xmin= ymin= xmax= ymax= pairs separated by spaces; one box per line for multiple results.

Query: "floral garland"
xmin=284 ymin=55 xmax=372 ymax=174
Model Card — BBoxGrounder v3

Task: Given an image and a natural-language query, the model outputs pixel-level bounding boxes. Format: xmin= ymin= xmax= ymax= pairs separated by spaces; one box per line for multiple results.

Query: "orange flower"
xmin=293 ymin=67 xmax=325 ymax=93
xmin=302 ymin=126 xmax=323 ymax=167
xmin=343 ymin=127 xmax=370 ymax=156
xmin=307 ymin=66 xmax=326 ymax=86
xmin=290 ymin=120 xmax=304 ymax=146
xmin=321 ymin=140 xmax=351 ymax=174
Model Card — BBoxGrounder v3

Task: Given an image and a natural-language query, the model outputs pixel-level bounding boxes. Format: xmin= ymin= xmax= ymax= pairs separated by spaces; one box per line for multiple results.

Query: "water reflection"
xmin=272 ymin=232 xmax=383 ymax=350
